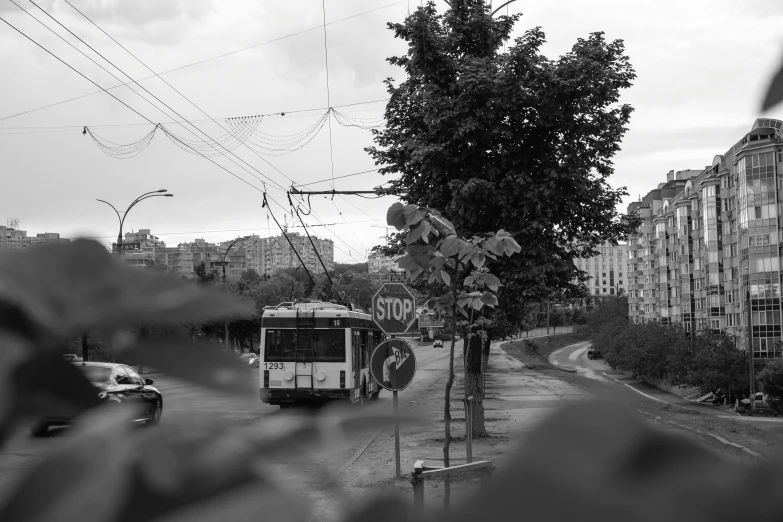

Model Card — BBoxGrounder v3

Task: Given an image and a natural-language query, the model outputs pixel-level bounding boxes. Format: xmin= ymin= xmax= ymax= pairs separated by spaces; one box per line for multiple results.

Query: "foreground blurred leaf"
xmin=120 ymin=336 xmax=254 ymax=396
xmin=0 ymin=239 xmax=253 ymax=339
xmin=0 ymin=350 xmax=103 ymax=446
xmin=449 ymin=399 xmax=783 ymax=522
xmin=0 ymin=405 xmax=137 ymax=522
xmin=147 ymin=485 xmax=309 ymax=522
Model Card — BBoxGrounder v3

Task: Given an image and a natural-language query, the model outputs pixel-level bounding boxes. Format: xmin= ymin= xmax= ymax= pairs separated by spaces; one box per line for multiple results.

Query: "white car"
xmin=434 ymin=340 xmax=443 ymax=348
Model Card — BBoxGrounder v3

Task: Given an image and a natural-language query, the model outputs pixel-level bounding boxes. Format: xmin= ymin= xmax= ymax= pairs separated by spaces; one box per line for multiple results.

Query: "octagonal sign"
xmin=371 ymin=283 xmax=417 ymax=335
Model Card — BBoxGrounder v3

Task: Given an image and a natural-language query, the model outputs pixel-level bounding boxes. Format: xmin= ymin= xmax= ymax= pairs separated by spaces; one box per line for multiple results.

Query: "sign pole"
xmin=391 ymin=334 xmax=401 ymax=479
xmin=370 ymin=283 xmax=417 ymax=481
xmin=394 ymin=389 xmax=400 ymax=479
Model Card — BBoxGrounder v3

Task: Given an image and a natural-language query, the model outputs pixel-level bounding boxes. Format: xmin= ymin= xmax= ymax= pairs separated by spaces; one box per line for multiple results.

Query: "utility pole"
xmin=221 ymin=238 xmax=244 ymax=353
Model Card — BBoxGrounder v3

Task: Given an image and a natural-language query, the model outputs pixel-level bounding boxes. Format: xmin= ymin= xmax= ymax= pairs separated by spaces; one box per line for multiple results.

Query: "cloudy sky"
xmin=2 ymin=0 xmax=783 ymax=263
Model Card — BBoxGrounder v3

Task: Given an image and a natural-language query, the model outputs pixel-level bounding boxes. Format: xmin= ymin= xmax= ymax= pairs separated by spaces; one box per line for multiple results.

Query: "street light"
xmin=96 ymin=189 xmax=173 ymax=256
xmin=220 ymin=237 xmax=244 ymax=353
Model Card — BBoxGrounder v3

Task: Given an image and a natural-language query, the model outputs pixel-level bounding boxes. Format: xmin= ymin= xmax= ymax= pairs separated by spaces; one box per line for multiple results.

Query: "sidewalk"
xmin=328 ymin=341 xmax=590 ymax=518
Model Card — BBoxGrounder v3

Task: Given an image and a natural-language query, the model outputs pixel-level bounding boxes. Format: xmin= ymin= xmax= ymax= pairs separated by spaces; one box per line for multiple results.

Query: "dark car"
xmin=30 ymin=362 xmax=163 ymax=436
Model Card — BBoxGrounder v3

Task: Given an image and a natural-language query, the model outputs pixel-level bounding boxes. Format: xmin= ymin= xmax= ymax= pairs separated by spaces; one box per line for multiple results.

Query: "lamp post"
xmin=96 ymin=189 xmax=173 ymax=256
xmin=96 ymin=190 xmax=173 ymax=367
xmin=220 ymin=238 xmax=244 ymax=353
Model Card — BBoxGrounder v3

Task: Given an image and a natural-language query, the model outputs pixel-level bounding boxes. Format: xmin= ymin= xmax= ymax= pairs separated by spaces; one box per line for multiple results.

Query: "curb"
xmin=638 ymin=410 xmax=764 ymax=461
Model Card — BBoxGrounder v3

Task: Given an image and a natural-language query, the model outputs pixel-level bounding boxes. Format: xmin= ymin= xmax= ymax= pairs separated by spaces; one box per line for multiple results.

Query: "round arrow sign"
xmin=369 ymin=339 xmax=417 ymax=392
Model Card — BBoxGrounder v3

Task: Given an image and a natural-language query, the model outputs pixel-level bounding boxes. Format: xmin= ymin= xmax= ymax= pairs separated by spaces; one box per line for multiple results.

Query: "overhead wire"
xmin=58 ymin=1 xmax=369 ymax=261
xmin=0 ymin=99 xmax=388 ymax=130
xmin=7 ymin=3 xmax=378 ymax=262
xmin=2 ymin=10 xmax=364 ymax=263
xmin=321 ymin=0 xmax=336 ymax=188
xmin=0 ymin=0 xmax=406 ymax=123
xmin=22 ymin=0 xmax=289 ymax=193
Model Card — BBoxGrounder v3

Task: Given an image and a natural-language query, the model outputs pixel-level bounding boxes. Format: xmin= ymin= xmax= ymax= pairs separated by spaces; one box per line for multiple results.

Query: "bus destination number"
xmin=264 ymin=362 xmax=284 ymax=370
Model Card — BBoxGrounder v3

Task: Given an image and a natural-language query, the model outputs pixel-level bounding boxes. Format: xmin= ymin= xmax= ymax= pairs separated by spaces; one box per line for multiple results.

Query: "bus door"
xmin=352 ymin=331 xmax=361 ymax=397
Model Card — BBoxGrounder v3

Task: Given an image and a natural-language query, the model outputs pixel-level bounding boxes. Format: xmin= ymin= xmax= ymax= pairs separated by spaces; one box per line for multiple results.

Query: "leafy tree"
xmin=371 ymin=231 xmax=407 ymax=257
xmin=332 ymin=262 xmax=369 ymax=279
xmin=758 ymin=358 xmax=783 ymax=412
xmin=387 ymin=201 xmax=520 ymax=504
xmin=368 ymin=0 xmax=639 ymax=310
xmin=332 ymin=273 xmax=378 ymax=312
xmin=686 ymin=332 xmax=747 ymax=399
xmin=194 ymin=261 xmax=218 ymax=284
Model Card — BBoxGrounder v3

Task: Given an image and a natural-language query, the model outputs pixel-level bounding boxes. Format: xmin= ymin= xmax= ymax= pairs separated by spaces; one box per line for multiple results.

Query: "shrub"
xmin=758 ymin=358 xmax=783 ymax=411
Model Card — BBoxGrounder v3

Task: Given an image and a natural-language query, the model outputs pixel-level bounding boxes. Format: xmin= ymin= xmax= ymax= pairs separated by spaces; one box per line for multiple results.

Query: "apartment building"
xmin=573 ymin=243 xmax=629 ymax=296
xmin=368 ymin=252 xmax=400 ymax=273
xmin=251 ymin=232 xmax=334 ymax=277
xmin=0 ymin=221 xmax=69 ymax=250
xmin=626 ymin=118 xmax=783 ymax=359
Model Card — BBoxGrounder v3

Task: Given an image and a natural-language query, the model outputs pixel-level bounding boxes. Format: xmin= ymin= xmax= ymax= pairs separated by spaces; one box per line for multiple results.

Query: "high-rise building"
xmin=626 ymin=118 xmax=783 ymax=359
xmin=251 ymin=232 xmax=334 ymax=277
xmin=573 ymin=243 xmax=629 ymax=297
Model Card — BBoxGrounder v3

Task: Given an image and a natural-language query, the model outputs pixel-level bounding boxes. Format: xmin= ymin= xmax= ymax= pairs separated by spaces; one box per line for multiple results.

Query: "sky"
xmin=3 ymin=0 xmax=783 ymax=263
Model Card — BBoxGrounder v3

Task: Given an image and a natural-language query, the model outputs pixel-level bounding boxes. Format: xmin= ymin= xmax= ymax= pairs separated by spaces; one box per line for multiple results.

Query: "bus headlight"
xmin=316 ymin=371 xmax=326 ymax=381
xmin=283 ymin=371 xmax=293 ymax=381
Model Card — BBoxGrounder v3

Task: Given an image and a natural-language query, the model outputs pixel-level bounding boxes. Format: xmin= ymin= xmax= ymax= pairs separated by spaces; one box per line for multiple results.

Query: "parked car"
xmin=587 ymin=348 xmax=602 ymax=360
xmin=61 ymin=353 xmax=82 ymax=362
xmin=240 ymin=353 xmax=259 ymax=368
xmin=433 ymin=340 xmax=444 ymax=348
xmin=30 ymin=362 xmax=163 ymax=436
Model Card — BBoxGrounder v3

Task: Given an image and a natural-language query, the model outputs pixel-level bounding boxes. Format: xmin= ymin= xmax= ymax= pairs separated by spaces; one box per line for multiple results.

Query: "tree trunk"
xmin=443 ymin=275 xmax=458 ymax=510
xmin=464 ymin=331 xmax=488 ymax=437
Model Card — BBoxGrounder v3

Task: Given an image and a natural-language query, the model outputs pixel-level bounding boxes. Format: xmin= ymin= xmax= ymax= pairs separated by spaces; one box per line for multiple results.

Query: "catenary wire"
xmin=25 ymin=0 xmax=290 ymax=192
xmin=56 ymin=2 xmax=367 ymax=259
xmin=1 ymin=14 xmax=365 ymax=262
xmin=0 ymin=0 xmax=405 ymax=122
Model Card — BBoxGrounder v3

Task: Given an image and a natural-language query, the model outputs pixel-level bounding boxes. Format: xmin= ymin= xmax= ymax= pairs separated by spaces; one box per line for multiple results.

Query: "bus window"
xmin=265 ymin=329 xmax=345 ymax=362
xmin=359 ymin=330 xmax=368 ymax=368
xmin=313 ymin=329 xmax=346 ymax=362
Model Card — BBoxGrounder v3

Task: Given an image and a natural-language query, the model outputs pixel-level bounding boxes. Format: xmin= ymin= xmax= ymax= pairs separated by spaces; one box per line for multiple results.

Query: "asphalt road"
xmin=0 ymin=341 xmax=456 ymax=505
xmin=548 ymin=341 xmax=783 ymax=434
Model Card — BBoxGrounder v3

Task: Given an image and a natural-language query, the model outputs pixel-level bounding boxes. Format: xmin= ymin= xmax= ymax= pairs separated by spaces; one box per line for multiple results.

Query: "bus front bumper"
xmin=260 ymin=388 xmax=352 ymax=404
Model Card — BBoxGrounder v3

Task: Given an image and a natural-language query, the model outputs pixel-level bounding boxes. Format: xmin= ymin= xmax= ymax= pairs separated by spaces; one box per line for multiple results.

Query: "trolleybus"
xmin=259 ymin=300 xmax=384 ymax=408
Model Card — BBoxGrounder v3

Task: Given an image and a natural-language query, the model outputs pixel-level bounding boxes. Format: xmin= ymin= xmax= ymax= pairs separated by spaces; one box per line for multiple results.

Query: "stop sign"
xmin=372 ymin=283 xmax=416 ymax=335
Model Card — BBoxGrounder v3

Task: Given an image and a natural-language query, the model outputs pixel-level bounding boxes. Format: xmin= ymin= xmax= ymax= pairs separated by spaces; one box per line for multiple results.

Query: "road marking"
xmin=717 ymin=416 xmax=783 ymax=423
xmin=601 ymin=372 xmax=684 ymax=407
xmin=569 ymin=346 xmax=588 ymax=361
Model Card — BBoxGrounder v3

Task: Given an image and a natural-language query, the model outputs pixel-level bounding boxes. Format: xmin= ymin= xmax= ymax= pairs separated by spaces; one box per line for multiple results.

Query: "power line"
xmin=4 ymin=5 xmax=375 ymax=262
xmin=26 ymin=0 xmax=289 ymax=192
xmin=0 ymin=100 xmax=387 ymax=132
xmin=321 ymin=0 xmax=336 ymax=188
xmin=296 ymin=169 xmax=381 ymax=187
xmin=0 ymin=0 xmax=405 ymax=123
xmin=61 ymin=0 xmax=304 ymax=181
xmin=55 ymin=1 xmax=368 ymax=261
xmin=1 ymin=12 xmax=366 ymax=262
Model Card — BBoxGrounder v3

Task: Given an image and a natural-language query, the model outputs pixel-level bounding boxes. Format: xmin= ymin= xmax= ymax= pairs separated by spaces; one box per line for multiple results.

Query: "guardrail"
xmin=410 ymin=460 xmax=494 ymax=513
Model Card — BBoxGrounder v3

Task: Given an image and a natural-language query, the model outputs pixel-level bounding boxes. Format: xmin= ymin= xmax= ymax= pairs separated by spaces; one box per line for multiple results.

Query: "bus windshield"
xmin=264 ymin=329 xmax=346 ymax=362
